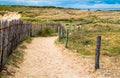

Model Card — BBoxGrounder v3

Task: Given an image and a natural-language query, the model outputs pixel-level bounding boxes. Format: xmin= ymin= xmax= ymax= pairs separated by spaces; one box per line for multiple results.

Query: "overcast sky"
xmin=0 ymin=0 xmax=120 ymax=8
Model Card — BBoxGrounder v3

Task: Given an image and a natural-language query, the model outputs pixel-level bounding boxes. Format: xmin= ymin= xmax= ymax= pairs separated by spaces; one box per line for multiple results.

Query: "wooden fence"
xmin=32 ymin=22 xmax=60 ymax=36
xmin=0 ymin=20 xmax=31 ymax=70
xmin=0 ymin=20 xmax=61 ymax=70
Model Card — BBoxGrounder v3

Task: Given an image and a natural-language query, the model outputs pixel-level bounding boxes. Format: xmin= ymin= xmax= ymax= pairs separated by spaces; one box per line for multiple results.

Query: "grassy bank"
xmin=0 ymin=5 xmax=120 ymax=56
xmin=58 ymin=16 xmax=120 ymax=56
xmin=1 ymin=5 xmax=120 ymax=23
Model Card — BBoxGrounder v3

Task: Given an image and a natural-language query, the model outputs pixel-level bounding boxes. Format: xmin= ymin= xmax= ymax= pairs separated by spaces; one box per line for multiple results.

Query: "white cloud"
xmin=0 ymin=0 xmax=120 ymax=9
xmin=15 ymin=0 xmax=61 ymax=5
xmin=69 ymin=4 xmax=120 ymax=8
xmin=93 ymin=4 xmax=120 ymax=8
xmin=0 ymin=0 xmax=61 ymax=5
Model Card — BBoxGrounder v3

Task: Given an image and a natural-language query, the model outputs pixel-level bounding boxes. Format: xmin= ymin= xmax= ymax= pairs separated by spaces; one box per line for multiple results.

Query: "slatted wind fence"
xmin=0 ymin=20 xmax=31 ymax=70
xmin=31 ymin=22 xmax=61 ymax=36
xmin=0 ymin=20 xmax=61 ymax=70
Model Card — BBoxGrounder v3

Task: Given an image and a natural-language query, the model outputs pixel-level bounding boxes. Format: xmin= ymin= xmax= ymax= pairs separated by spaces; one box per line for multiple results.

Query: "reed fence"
xmin=0 ymin=20 xmax=61 ymax=71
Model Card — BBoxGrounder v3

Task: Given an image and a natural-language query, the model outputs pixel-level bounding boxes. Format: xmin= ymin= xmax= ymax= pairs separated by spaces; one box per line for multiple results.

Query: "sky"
xmin=0 ymin=0 xmax=120 ymax=9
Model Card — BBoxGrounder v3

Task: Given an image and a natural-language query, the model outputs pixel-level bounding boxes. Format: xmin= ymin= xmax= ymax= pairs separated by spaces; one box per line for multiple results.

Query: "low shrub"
xmin=107 ymin=46 xmax=120 ymax=54
xmin=38 ymin=27 xmax=57 ymax=37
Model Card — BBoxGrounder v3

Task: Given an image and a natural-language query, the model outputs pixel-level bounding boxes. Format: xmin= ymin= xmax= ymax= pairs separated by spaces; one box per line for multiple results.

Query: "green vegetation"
xmin=0 ymin=5 xmax=120 ymax=56
xmin=21 ymin=18 xmax=47 ymax=23
xmin=20 ymin=37 xmax=32 ymax=43
xmin=0 ymin=5 xmax=120 ymax=78
xmin=58 ymin=14 xmax=120 ymax=56
xmin=59 ymin=26 xmax=120 ymax=56
xmin=38 ymin=27 xmax=58 ymax=37
xmin=0 ymin=5 xmax=76 ymax=23
xmin=0 ymin=5 xmax=120 ymax=24
xmin=25 ymin=38 xmax=32 ymax=44
xmin=0 ymin=5 xmax=66 ymax=11
xmin=19 ymin=45 xmax=27 ymax=49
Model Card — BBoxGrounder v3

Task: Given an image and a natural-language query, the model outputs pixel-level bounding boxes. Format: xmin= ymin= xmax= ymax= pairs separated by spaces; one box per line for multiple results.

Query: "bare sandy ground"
xmin=1 ymin=12 xmax=21 ymax=21
xmin=8 ymin=37 xmax=119 ymax=78
xmin=12 ymin=37 xmax=99 ymax=78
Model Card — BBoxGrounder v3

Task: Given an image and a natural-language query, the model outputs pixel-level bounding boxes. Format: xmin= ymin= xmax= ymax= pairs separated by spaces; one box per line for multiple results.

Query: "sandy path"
xmin=13 ymin=37 xmax=96 ymax=78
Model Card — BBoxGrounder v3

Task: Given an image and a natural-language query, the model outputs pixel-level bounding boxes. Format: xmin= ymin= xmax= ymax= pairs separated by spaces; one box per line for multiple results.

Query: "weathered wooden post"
xmin=0 ymin=20 xmax=3 ymax=72
xmin=30 ymin=22 xmax=32 ymax=37
xmin=65 ymin=27 xmax=69 ymax=48
xmin=58 ymin=26 xmax=61 ymax=41
xmin=0 ymin=20 xmax=7 ymax=71
xmin=78 ymin=26 xmax=80 ymax=31
xmin=61 ymin=27 xmax=63 ymax=37
xmin=95 ymin=36 xmax=101 ymax=70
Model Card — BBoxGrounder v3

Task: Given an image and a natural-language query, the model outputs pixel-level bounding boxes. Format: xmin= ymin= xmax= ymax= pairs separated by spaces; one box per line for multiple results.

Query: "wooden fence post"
xmin=30 ymin=22 xmax=32 ymax=37
xmin=61 ymin=27 xmax=63 ymax=37
xmin=58 ymin=26 xmax=61 ymax=41
xmin=78 ymin=26 xmax=80 ymax=31
xmin=95 ymin=36 xmax=101 ymax=69
xmin=0 ymin=20 xmax=3 ymax=71
xmin=65 ymin=28 xmax=69 ymax=48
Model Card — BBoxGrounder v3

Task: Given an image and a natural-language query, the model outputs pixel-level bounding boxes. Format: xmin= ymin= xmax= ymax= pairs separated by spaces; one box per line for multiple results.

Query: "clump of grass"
xmin=38 ymin=27 xmax=57 ymax=37
xmin=21 ymin=18 xmax=46 ymax=23
xmin=81 ymin=40 xmax=93 ymax=46
xmin=107 ymin=46 xmax=120 ymax=55
xmin=53 ymin=18 xmax=73 ymax=22
xmin=19 ymin=45 xmax=27 ymax=49
xmin=0 ymin=74 xmax=6 ymax=78
xmin=77 ymin=49 xmax=93 ymax=55
xmin=58 ymin=23 xmax=120 ymax=56
xmin=20 ymin=37 xmax=32 ymax=44
xmin=25 ymin=37 xmax=32 ymax=44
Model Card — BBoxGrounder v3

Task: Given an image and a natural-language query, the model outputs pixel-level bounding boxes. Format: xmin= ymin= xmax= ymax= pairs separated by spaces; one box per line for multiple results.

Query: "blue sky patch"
xmin=0 ymin=0 xmax=120 ymax=9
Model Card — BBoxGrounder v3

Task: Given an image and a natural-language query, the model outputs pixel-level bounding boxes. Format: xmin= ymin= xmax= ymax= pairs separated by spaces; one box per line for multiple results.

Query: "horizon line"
xmin=0 ymin=4 xmax=120 ymax=10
